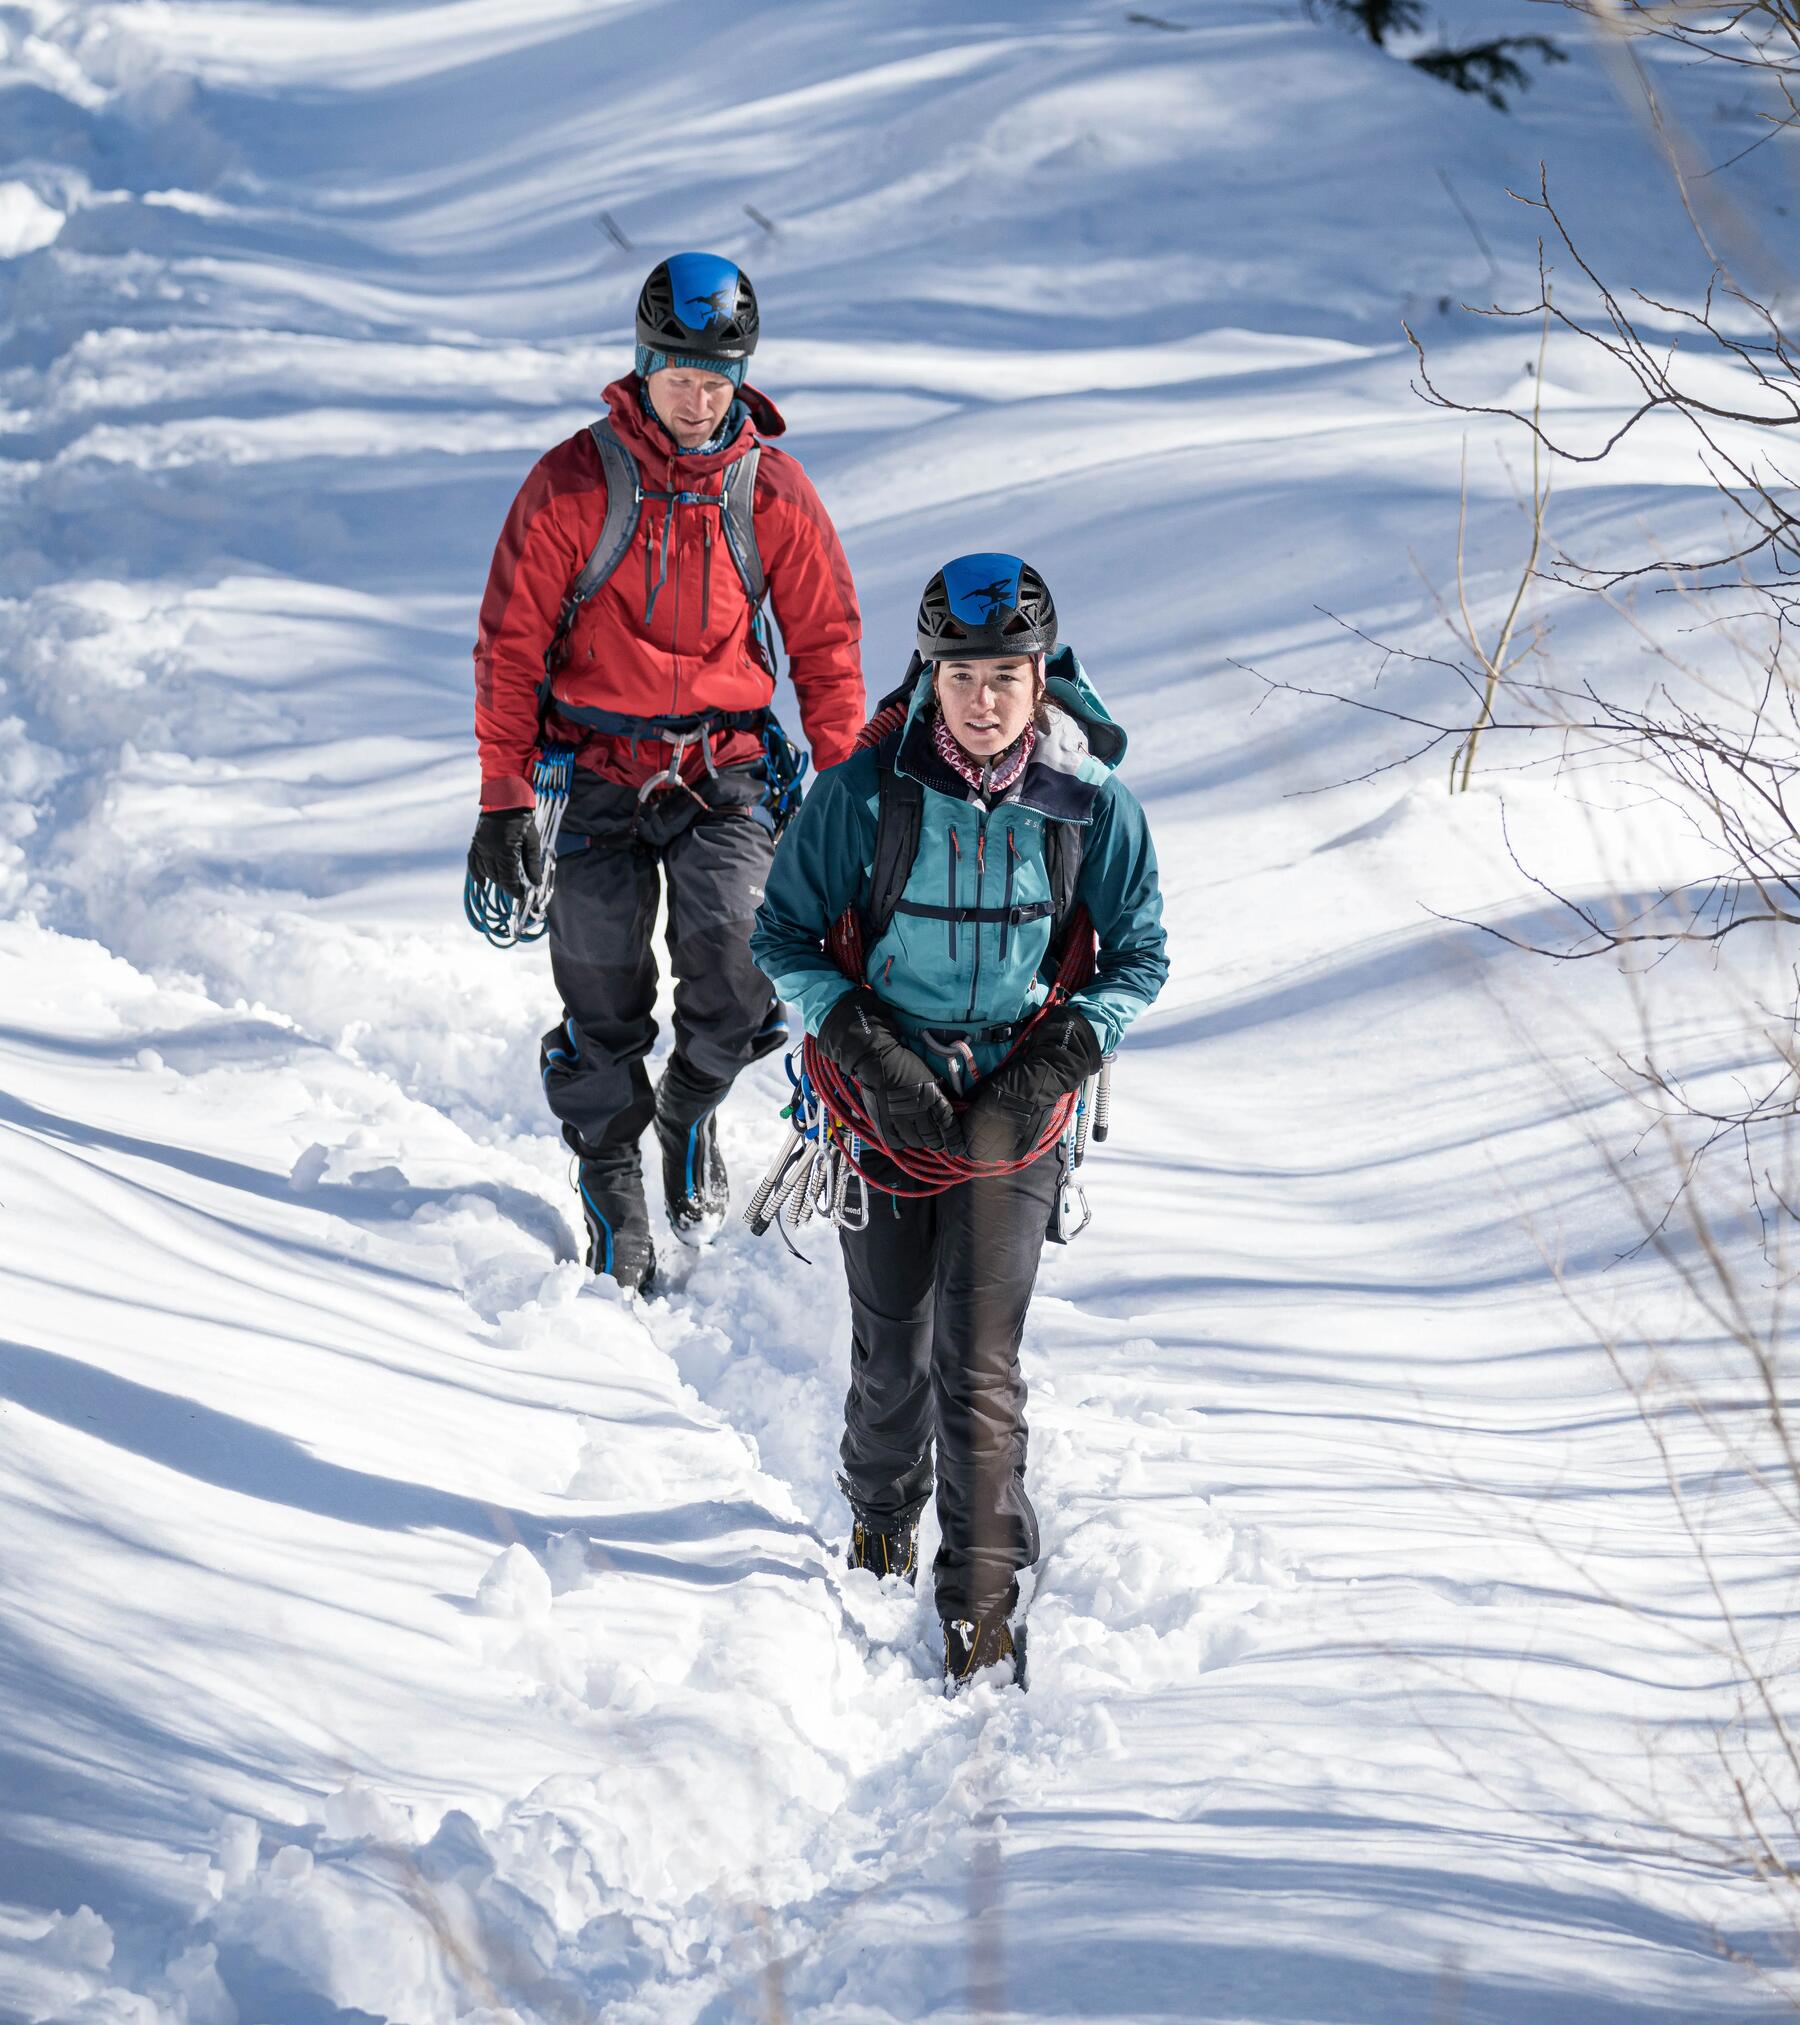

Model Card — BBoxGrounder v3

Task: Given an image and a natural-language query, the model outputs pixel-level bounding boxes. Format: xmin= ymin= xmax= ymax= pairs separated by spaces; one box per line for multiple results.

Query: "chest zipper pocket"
xmin=641 ymin=512 xmax=660 ymax=624
xmin=1001 ymin=828 xmax=1018 ymax=962
xmin=701 ymin=516 xmax=713 ymax=633
xmin=947 ymin=830 xmax=961 ymax=962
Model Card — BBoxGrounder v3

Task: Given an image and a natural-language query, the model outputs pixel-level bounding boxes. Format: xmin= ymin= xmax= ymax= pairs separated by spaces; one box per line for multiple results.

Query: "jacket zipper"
xmin=966 ymin=814 xmax=988 ymax=1020
xmin=701 ymin=516 xmax=713 ymax=634
xmin=669 ymin=499 xmax=683 ymax=715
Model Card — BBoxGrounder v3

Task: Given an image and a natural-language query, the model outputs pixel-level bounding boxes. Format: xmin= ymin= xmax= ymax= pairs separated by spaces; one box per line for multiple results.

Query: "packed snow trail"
xmin=1 ymin=2 xmax=1792 ymax=2020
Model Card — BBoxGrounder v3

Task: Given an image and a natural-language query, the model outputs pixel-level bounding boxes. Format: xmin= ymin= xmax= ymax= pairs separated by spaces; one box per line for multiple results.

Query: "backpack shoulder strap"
xmin=719 ymin=443 xmax=766 ymax=608
xmin=862 ymin=769 xmax=1084 ymax=953
xmin=567 ymin=418 xmax=643 ymax=609
xmin=1043 ymin=817 xmax=1086 ymax=936
xmin=863 ymin=745 xmax=923 ymax=945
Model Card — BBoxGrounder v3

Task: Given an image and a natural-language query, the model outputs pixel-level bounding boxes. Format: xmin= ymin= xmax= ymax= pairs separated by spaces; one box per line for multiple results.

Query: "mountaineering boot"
xmin=576 ymin=1156 xmax=657 ymax=1296
xmin=846 ymin=1514 xmax=919 ymax=1585
xmin=653 ymin=1070 xmax=730 ymax=1242
xmin=942 ymin=1615 xmax=1028 ymax=1695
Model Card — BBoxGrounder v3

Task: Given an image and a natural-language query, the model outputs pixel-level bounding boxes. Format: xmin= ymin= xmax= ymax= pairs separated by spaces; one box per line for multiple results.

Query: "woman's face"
xmin=935 ymin=655 xmax=1038 ymax=756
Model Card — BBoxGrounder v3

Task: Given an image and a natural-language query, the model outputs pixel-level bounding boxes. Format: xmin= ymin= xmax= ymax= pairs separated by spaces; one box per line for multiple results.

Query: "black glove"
xmin=962 ymin=1007 xmax=1104 ymax=1165
xmin=468 ymin=808 xmax=544 ymax=901
xmin=816 ymin=989 xmax=963 ymax=1155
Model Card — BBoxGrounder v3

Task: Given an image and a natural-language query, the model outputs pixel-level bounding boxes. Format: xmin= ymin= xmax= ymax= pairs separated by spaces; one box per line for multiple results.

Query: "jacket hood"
xmin=1039 ymin=645 xmax=1126 ymax=766
xmin=888 ymin=643 xmax=1124 ymax=822
xmin=602 ymin=374 xmax=786 ymax=478
xmin=893 ymin=646 xmax=1125 ymax=763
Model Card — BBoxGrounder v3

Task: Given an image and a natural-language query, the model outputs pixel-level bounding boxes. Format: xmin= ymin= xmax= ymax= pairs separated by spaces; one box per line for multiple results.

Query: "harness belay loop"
xmin=464 ymin=744 xmax=575 ymax=949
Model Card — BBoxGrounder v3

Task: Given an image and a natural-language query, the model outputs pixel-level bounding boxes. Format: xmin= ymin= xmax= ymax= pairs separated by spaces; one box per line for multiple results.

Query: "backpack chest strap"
xmin=539 ymin=420 xmax=767 ymax=701
xmin=890 ymin=898 xmax=1055 ymax=926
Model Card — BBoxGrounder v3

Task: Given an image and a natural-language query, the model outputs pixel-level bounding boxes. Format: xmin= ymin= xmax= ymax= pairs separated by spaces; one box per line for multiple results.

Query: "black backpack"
xmin=531 ymin=416 xmax=808 ymax=825
xmin=860 ymin=735 xmax=1087 ymax=952
xmin=538 ymin=415 xmax=772 ymax=713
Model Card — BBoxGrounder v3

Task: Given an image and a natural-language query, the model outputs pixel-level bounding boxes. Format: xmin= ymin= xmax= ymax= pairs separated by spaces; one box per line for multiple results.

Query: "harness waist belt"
xmin=892 ymin=899 xmax=1054 ymax=926
xmin=545 ymin=703 xmax=771 ymax=740
xmin=915 ymin=1013 xmax=1038 ymax=1043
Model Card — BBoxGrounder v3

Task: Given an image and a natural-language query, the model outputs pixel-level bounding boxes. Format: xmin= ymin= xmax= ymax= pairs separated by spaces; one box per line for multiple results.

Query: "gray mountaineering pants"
xmin=837 ymin=1151 xmax=1061 ymax=1623
xmin=539 ymin=764 xmax=785 ymax=1162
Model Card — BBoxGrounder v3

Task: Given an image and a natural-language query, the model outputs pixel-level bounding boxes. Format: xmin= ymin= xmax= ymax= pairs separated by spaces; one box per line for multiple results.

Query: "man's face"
xmin=644 ymin=365 xmax=737 ymax=449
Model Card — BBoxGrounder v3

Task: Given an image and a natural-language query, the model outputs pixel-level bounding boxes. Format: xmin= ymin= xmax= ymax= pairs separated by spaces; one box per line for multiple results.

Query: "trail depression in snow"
xmin=0 ymin=3 xmax=1793 ymax=2020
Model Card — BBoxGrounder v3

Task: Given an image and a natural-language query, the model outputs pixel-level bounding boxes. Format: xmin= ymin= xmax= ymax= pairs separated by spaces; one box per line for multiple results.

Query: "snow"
xmin=1 ymin=0 xmax=1794 ymax=2020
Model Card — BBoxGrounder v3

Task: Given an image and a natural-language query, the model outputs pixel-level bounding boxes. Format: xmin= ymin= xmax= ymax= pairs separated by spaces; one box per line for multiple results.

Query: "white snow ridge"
xmin=1 ymin=2 xmax=1793 ymax=2022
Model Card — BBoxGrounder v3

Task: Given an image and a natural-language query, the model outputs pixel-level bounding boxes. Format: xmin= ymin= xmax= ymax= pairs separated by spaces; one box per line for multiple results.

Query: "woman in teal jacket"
xmin=750 ymin=554 xmax=1168 ymax=1690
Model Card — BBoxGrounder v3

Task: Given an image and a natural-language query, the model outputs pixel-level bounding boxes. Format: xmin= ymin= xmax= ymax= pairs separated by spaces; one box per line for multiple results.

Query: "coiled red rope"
xmin=800 ymin=703 xmax=1097 ymax=1198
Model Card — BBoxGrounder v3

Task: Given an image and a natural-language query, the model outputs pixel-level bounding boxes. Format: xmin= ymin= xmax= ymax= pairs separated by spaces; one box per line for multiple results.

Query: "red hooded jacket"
xmin=474 ymin=377 xmax=864 ymax=808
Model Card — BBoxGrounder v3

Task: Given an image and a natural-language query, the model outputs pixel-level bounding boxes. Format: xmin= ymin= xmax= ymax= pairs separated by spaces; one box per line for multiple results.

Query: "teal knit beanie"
xmin=635 ymin=343 xmax=747 ymax=389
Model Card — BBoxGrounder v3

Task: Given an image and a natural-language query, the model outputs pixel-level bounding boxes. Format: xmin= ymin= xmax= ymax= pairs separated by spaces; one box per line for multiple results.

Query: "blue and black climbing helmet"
xmin=635 ymin=252 xmax=760 ymax=383
xmin=916 ymin=553 xmax=1058 ymax=661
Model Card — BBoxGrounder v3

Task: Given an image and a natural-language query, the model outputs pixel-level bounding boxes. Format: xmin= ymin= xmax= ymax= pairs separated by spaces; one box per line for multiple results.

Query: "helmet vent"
xmin=915 ymin=552 xmax=1058 ymax=662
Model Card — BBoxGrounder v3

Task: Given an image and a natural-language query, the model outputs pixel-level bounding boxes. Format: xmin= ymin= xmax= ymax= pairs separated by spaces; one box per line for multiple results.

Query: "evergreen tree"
xmin=1309 ymin=0 xmax=1564 ymax=112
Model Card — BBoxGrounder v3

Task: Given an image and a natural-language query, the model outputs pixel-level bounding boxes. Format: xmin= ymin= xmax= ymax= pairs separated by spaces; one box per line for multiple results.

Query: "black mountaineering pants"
xmin=837 ymin=1151 xmax=1061 ymax=1623
xmin=539 ymin=764 xmax=785 ymax=1163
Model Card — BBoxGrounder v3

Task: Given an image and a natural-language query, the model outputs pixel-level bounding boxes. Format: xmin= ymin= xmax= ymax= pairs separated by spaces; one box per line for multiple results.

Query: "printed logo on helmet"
xmin=940 ymin=552 xmax=1026 ymax=628
xmin=684 ymin=282 xmax=737 ymax=329
xmin=664 ymin=251 xmax=742 ymax=335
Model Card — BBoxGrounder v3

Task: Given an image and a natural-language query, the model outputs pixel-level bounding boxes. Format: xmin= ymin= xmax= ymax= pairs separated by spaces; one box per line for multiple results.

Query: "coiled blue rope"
xmin=464 ymin=745 xmax=574 ymax=949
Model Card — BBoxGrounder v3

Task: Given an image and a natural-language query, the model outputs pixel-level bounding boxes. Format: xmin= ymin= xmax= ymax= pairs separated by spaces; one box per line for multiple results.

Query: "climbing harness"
xmin=464 ymin=744 xmax=574 ymax=948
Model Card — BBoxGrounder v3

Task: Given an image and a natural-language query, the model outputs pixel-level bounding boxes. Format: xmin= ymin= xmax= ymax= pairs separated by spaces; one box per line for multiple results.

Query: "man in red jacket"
xmin=470 ymin=252 xmax=864 ymax=1293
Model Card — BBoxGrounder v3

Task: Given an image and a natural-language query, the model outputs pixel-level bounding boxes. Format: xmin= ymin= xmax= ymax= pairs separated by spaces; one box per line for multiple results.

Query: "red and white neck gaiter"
xmin=933 ymin=714 xmax=1036 ymax=798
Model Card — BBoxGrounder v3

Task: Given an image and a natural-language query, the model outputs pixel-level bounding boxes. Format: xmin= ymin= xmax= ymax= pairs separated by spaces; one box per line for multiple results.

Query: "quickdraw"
xmin=761 ymin=718 xmax=809 ymax=837
xmin=743 ymin=1055 xmax=870 ymax=1254
xmin=464 ymin=744 xmax=575 ymax=948
xmin=1048 ymin=1055 xmax=1112 ymax=1245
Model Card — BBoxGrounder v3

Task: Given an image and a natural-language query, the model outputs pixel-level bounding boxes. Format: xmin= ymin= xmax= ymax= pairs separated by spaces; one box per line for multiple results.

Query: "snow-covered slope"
xmin=1 ymin=2 xmax=1790 ymax=2019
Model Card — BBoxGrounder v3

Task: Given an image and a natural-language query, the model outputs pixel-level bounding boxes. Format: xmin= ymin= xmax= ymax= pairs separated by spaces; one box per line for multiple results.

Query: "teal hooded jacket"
xmin=750 ymin=648 xmax=1169 ymax=1078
